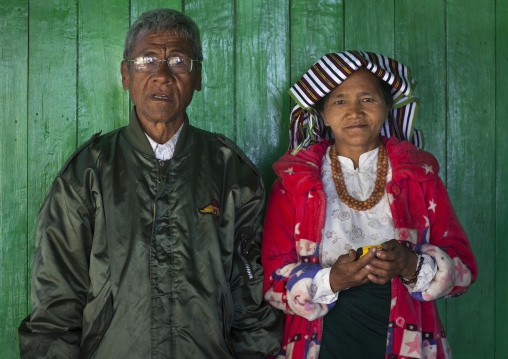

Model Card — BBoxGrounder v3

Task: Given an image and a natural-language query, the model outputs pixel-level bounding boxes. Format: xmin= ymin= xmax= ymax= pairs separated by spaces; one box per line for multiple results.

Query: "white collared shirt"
xmin=144 ymin=123 xmax=184 ymax=161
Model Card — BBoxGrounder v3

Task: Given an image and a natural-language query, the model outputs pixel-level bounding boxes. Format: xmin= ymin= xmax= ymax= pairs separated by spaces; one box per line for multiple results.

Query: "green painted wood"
xmin=185 ymin=0 xmax=235 ymax=139
xmin=78 ymin=0 xmax=130 ymax=144
xmin=394 ymin=0 xmax=448 ymax=328
xmin=27 ymin=0 xmax=78 ymax=312
xmin=131 ymin=0 xmax=182 ymax=21
xmin=1 ymin=2 xmax=506 ymax=357
xmin=495 ymin=0 xmax=508 ymax=356
xmin=0 ymin=2 xmax=28 ymax=357
xmin=290 ymin=0 xmax=344 ymax=85
xmin=445 ymin=0 xmax=495 ymax=357
xmin=235 ymin=0 xmax=289 ymax=184
xmin=344 ymin=0 xmax=394 ymax=57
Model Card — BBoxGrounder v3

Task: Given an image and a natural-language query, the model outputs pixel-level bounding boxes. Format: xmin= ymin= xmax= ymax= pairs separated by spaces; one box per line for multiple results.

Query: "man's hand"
xmin=365 ymin=239 xmax=418 ymax=284
xmin=329 ymin=248 xmax=377 ymax=292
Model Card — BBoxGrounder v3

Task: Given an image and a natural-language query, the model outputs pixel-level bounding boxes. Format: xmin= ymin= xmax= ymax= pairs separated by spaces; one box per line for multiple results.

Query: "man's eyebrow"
xmin=167 ymin=48 xmax=190 ymax=56
xmin=133 ymin=48 xmax=159 ymax=57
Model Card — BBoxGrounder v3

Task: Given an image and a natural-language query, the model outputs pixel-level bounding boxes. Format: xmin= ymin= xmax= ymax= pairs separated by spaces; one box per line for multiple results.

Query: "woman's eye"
xmin=334 ymin=100 xmax=344 ymax=105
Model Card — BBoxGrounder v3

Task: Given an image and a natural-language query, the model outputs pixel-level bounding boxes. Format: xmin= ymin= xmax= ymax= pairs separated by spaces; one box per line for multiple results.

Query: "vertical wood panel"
xmin=0 ymin=2 xmax=28 ymax=357
xmin=27 ymin=0 xmax=78 ymax=300
xmin=290 ymin=0 xmax=344 ymax=85
xmin=235 ymin=0 xmax=289 ymax=184
xmin=0 ymin=2 xmax=504 ymax=357
xmin=78 ymin=0 xmax=130 ymax=144
xmin=495 ymin=0 xmax=508 ymax=355
xmin=185 ymin=0 xmax=235 ymax=139
xmin=394 ymin=0 xmax=448 ymax=328
xmin=446 ymin=0 xmax=495 ymax=357
xmin=344 ymin=0 xmax=394 ymax=56
xmin=131 ymin=0 xmax=182 ymax=21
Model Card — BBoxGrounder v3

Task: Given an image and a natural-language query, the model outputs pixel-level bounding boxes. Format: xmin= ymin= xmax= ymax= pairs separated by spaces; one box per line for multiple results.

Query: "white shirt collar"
xmin=325 ymin=146 xmax=380 ymax=173
xmin=144 ymin=122 xmax=184 ymax=161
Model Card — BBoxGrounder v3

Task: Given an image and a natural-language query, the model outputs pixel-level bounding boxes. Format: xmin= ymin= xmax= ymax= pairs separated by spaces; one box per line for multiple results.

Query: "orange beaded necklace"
xmin=329 ymin=144 xmax=388 ymax=211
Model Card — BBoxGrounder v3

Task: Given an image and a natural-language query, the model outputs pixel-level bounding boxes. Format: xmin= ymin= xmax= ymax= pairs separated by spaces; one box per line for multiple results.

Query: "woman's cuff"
xmin=311 ymin=268 xmax=339 ymax=304
xmin=405 ymin=253 xmax=437 ymax=292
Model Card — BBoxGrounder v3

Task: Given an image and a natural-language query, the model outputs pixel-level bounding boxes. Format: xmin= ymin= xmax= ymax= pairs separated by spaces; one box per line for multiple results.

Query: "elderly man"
xmin=19 ymin=8 xmax=281 ymax=359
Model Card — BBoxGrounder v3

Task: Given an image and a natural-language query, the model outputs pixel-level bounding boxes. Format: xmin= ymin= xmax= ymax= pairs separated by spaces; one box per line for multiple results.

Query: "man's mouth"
xmin=152 ymin=93 xmax=171 ymax=101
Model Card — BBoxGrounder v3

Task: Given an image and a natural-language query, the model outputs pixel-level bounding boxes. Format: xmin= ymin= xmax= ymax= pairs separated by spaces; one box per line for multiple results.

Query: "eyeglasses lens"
xmin=134 ymin=57 xmax=192 ymax=74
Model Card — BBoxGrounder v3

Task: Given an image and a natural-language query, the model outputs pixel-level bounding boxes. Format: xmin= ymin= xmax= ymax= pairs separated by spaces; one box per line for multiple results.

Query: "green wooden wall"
xmin=0 ymin=0 xmax=505 ymax=357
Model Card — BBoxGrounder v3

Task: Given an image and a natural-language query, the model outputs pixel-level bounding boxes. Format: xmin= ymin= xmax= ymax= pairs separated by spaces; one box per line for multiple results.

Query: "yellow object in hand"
xmin=355 ymin=245 xmax=383 ymax=260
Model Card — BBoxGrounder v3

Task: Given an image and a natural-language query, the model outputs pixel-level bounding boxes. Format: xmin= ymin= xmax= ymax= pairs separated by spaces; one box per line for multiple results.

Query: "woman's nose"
xmin=346 ymin=100 xmax=363 ymax=117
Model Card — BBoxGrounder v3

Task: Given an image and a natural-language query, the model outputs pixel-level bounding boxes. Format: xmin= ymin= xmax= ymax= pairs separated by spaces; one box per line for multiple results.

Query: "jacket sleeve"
xmin=410 ymin=176 xmax=478 ymax=301
xmin=261 ymin=179 xmax=331 ymax=321
xmin=228 ymin=165 xmax=283 ymax=359
xmin=18 ymin=172 xmax=94 ymax=358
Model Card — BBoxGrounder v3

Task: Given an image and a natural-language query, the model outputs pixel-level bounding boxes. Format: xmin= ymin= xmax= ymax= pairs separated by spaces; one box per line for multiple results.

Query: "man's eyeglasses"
xmin=124 ymin=56 xmax=201 ymax=74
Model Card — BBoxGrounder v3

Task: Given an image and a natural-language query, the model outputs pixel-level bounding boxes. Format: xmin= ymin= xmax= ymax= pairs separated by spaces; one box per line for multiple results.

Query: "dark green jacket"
xmin=19 ymin=111 xmax=282 ymax=358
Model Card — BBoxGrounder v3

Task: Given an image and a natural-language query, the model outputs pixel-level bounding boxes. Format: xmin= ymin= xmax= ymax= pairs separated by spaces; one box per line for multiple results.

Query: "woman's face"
xmin=320 ymin=68 xmax=389 ymax=155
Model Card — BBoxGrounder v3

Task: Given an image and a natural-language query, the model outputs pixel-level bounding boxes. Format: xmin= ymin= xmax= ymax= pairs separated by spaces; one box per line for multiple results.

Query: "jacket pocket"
xmin=79 ymin=291 xmax=114 ymax=359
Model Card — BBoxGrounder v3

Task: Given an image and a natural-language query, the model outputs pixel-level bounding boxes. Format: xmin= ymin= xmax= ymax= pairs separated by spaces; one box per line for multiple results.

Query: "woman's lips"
xmin=345 ymin=124 xmax=367 ymax=129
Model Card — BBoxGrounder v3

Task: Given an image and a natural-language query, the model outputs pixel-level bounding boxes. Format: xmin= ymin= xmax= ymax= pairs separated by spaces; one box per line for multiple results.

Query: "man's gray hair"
xmin=123 ymin=8 xmax=203 ymax=61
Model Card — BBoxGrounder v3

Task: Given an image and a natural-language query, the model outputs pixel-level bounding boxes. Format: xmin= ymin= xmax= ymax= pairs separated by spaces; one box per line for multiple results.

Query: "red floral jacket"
xmin=261 ymin=137 xmax=477 ymax=359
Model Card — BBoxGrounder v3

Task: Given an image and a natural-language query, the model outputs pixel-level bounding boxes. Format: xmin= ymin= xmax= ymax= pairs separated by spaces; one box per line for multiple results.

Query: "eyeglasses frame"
xmin=123 ymin=56 xmax=201 ymax=74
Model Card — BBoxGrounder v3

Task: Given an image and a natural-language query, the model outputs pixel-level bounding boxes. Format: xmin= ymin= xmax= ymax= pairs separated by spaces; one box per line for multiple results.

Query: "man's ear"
xmin=194 ymin=63 xmax=202 ymax=92
xmin=121 ymin=61 xmax=130 ymax=90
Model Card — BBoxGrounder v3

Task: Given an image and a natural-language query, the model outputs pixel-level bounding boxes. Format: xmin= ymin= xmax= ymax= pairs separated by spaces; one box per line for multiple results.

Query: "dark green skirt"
xmin=319 ymin=281 xmax=391 ymax=359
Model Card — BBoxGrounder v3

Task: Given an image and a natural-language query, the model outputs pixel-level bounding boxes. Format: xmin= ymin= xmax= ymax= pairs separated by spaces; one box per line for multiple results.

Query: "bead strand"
xmin=330 ymin=144 xmax=388 ymax=211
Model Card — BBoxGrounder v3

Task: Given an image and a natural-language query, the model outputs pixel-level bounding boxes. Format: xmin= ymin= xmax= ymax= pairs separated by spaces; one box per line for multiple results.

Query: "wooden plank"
xmin=131 ymin=0 xmax=182 ymax=22
xmin=495 ymin=0 xmax=508 ymax=354
xmin=344 ymin=0 xmax=394 ymax=57
xmin=185 ymin=0 xmax=235 ymax=139
xmin=445 ymin=0 xmax=495 ymax=357
xmin=235 ymin=0 xmax=289 ymax=184
xmin=78 ymin=0 xmax=130 ymax=144
xmin=394 ymin=0 xmax=448 ymax=327
xmin=27 ymin=0 xmax=78 ymax=308
xmin=290 ymin=0 xmax=344 ymax=84
xmin=0 ymin=2 xmax=28 ymax=357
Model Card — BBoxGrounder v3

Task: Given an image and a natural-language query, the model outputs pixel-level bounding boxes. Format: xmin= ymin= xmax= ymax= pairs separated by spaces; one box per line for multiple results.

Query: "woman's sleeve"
xmin=261 ymin=179 xmax=331 ymax=321
xmin=410 ymin=176 xmax=478 ymax=301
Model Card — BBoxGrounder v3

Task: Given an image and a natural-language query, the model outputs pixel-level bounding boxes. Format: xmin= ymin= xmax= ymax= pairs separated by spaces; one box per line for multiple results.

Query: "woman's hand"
xmin=329 ymin=248 xmax=377 ymax=292
xmin=365 ymin=239 xmax=418 ymax=284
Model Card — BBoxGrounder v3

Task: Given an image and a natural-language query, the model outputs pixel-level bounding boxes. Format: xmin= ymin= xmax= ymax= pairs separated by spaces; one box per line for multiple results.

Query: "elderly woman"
xmin=261 ymin=51 xmax=477 ymax=359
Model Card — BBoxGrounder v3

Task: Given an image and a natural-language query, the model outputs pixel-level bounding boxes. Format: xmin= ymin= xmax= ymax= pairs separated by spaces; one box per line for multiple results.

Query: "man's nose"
xmin=153 ymin=60 xmax=175 ymax=82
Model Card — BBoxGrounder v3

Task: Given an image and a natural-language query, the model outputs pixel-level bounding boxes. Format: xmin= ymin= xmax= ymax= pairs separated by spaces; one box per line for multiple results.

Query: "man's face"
xmin=121 ymin=31 xmax=202 ymax=129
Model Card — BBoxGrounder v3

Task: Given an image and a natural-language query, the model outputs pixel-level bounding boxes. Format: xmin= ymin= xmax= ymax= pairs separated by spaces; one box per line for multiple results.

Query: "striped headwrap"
xmin=289 ymin=51 xmax=423 ymax=154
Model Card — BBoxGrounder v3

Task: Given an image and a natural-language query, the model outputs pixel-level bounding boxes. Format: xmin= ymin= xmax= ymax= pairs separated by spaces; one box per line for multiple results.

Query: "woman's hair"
xmin=313 ymin=71 xmax=394 ymax=114
xmin=123 ymin=8 xmax=203 ymax=61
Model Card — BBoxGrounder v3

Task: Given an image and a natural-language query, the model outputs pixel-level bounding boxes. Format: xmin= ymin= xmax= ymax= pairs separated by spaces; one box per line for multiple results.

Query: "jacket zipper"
xmin=236 ymin=234 xmax=253 ymax=279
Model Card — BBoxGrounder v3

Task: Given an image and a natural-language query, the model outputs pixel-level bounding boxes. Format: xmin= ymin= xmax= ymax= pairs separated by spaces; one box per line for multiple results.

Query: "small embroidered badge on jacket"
xmin=198 ymin=199 xmax=221 ymax=218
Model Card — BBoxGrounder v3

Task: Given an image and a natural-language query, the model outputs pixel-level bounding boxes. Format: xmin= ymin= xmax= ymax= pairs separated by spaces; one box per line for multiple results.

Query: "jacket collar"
xmin=124 ymin=107 xmax=195 ymax=158
xmin=273 ymin=140 xmax=330 ymax=195
xmin=274 ymin=136 xmax=439 ymax=195
xmin=383 ymin=137 xmax=439 ymax=181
